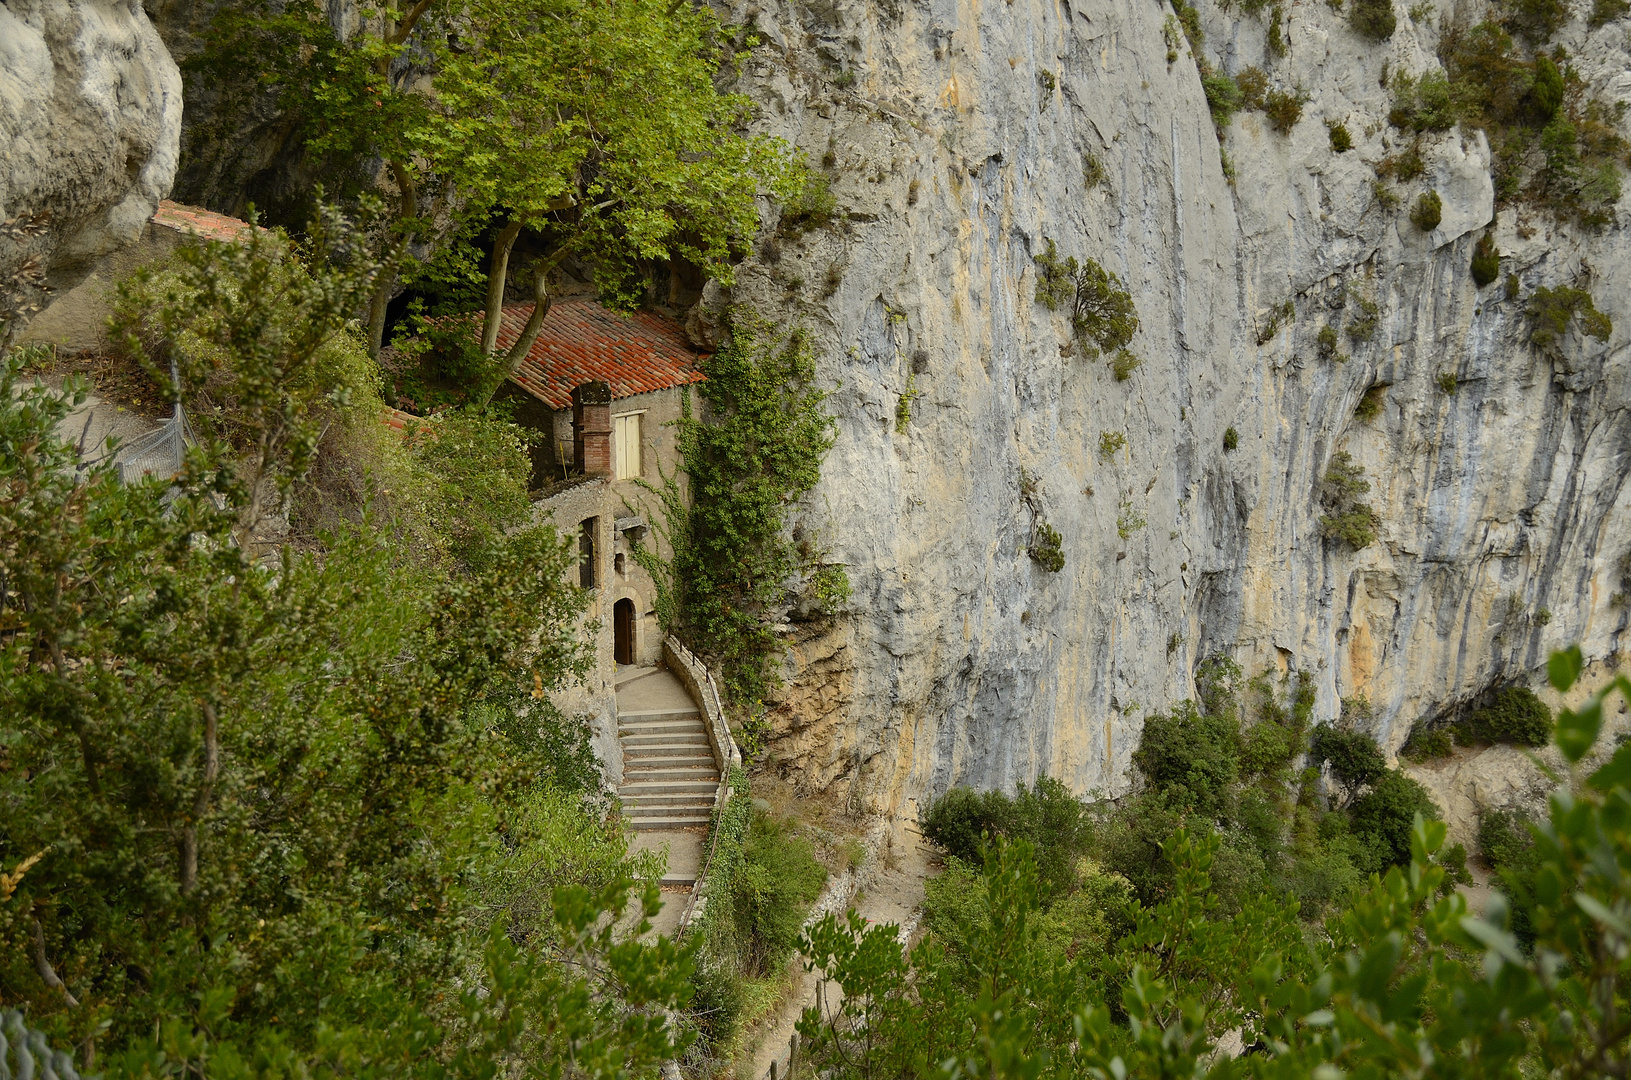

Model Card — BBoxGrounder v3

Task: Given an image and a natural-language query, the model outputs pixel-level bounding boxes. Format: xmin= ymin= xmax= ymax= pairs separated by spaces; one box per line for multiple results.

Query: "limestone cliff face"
xmin=720 ymin=0 xmax=1631 ymax=814
xmin=0 ymin=0 xmax=181 ymax=304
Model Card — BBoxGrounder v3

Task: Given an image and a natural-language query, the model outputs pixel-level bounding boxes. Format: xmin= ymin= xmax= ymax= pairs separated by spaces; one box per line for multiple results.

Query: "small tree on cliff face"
xmin=202 ymin=0 xmax=797 ymax=361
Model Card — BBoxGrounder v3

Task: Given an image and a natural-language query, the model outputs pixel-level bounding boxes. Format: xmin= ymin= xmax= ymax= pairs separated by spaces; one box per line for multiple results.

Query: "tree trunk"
xmin=476 ymin=265 xmax=551 ymax=407
xmin=367 ymin=160 xmax=421 ymax=358
xmin=180 ymin=702 xmax=220 ymax=897
xmin=481 ymin=221 xmax=525 ymax=355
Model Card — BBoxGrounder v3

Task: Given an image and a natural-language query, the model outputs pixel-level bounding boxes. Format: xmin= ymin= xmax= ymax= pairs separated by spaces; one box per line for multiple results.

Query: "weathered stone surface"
xmin=715 ymin=0 xmax=1631 ymax=815
xmin=0 ymin=0 xmax=181 ymax=307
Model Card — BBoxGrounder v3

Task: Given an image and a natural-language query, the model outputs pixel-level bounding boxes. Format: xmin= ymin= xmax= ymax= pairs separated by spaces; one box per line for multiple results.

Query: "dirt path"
xmin=743 ymin=817 xmax=937 ymax=1080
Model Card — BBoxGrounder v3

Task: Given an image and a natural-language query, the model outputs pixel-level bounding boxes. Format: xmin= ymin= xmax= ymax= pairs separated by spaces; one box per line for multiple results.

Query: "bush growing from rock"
xmin=1350 ymin=0 xmax=1398 ymax=39
xmin=1328 ymin=120 xmax=1354 ymax=151
xmin=1223 ymin=426 xmax=1239 ymax=451
xmin=1527 ymin=284 xmax=1612 ymax=351
xmin=1354 ymin=384 xmax=1387 ymax=421
xmin=1471 ymin=232 xmax=1501 ymax=286
xmin=1318 ymin=450 xmax=1379 ymax=550
xmin=1312 ymin=726 xmax=1388 ymax=790
xmin=1411 ymin=189 xmax=1444 ymax=231
xmin=1264 ymin=88 xmax=1305 ymax=133
xmin=1458 ymin=685 xmax=1552 ymax=746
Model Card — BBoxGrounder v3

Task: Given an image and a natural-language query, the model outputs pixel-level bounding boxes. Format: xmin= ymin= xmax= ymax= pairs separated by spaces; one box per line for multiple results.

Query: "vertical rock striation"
xmin=720 ymin=0 xmax=1631 ymax=814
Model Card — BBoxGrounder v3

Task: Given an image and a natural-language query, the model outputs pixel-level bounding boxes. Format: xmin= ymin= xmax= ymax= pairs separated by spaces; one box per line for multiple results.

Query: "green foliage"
xmin=1202 ymin=71 xmax=1244 ymax=128
xmin=805 ymin=674 xmax=1631 ymax=1080
xmin=1116 ymin=499 xmax=1146 ymax=539
xmin=1327 ymin=120 xmax=1354 ymax=151
xmin=1312 ymin=725 xmax=1388 ymax=791
xmin=1527 ymin=284 xmax=1614 ymax=351
xmin=639 ymin=311 xmax=838 ymax=711
xmin=1350 ymin=0 xmax=1398 ymax=39
xmin=1436 ymin=370 xmax=1459 ymax=394
xmin=1266 ymin=6 xmax=1289 ymax=56
xmin=1109 ymin=349 xmax=1142 ymax=380
xmin=1504 ymin=0 xmax=1568 ymax=41
xmin=1472 ymin=231 xmax=1502 ymax=286
xmin=1030 ymin=520 xmax=1066 ymax=572
xmin=780 ymin=171 xmax=839 ymax=235
xmin=1315 ymin=323 xmax=1347 ymax=363
xmin=1236 ymin=66 xmax=1270 ymax=109
xmin=1370 ymin=177 xmax=1403 ymax=210
xmin=198 ymin=0 xmax=796 ymax=360
xmin=1411 ymin=189 xmax=1445 ymax=231
xmin=1348 ymin=769 xmax=1441 ymax=868
xmin=1223 ymin=426 xmax=1240 ymax=451
xmin=919 ymin=778 xmax=1093 ymax=902
xmin=1099 ymin=430 xmax=1127 ymax=458
xmin=1439 ymin=20 xmax=1628 ymax=227
xmin=0 ymin=236 xmax=709 ymax=1074
xmin=1135 ymin=701 xmax=1241 ymax=820
xmin=1389 ymin=70 xmax=1460 ymax=133
xmin=1033 ymin=240 xmax=1140 ymax=360
xmin=1459 ymin=685 xmax=1553 ymax=746
xmin=1589 ymin=0 xmax=1630 ymax=25
xmin=1354 ymin=384 xmax=1387 ymax=421
xmin=730 ymin=810 xmax=829 ymax=976
xmin=1401 ymin=722 xmax=1456 ymax=760
xmin=1318 ymin=450 xmax=1379 ymax=550
xmin=1263 ymin=87 xmax=1306 ymax=133
xmin=895 ymin=372 xmax=922 ymax=433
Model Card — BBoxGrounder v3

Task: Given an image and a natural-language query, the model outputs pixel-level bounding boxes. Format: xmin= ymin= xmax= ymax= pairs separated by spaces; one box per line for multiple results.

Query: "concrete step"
xmin=626 ymin=753 xmax=717 ymax=770
xmin=621 ymin=731 xmax=710 ymax=748
xmin=616 ymin=708 xmax=701 ymax=724
xmin=623 ymin=747 xmax=716 ymax=764
xmin=630 ymin=815 xmax=712 ymax=831
xmin=618 ymin=719 xmax=706 ymax=736
xmin=620 ymin=780 xmax=719 ymax=796
xmin=623 ymin=793 xmax=716 ymax=809
xmin=626 ymin=799 xmax=711 ymax=815
xmin=624 ymin=768 xmax=721 ymax=784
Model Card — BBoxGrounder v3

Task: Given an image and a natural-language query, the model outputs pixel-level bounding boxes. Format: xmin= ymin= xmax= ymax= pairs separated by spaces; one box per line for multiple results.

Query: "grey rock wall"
xmin=1 ymin=0 xmax=181 ymax=310
xmin=724 ymin=0 xmax=1631 ymax=815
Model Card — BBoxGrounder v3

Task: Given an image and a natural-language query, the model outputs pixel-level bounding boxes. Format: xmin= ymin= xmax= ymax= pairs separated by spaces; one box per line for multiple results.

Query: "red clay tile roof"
xmin=152 ymin=200 xmax=260 ymax=242
xmin=497 ymin=297 xmax=705 ymax=409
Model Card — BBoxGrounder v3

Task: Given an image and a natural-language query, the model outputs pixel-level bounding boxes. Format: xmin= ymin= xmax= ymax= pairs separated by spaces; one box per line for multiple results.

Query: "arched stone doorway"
xmin=614 ymin=597 xmax=636 ymax=666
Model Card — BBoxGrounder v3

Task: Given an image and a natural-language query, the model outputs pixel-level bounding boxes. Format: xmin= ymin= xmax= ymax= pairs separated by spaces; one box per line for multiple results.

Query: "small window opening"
xmin=615 ymin=552 xmax=626 ymax=575
xmin=579 ymin=518 xmax=598 ymax=588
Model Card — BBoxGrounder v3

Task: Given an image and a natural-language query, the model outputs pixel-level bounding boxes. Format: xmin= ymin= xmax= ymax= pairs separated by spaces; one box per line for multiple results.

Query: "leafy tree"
xmin=1458 ymin=684 xmax=1553 ymax=746
xmin=1318 ymin=450 xmax=1379 ymax=550
xmin=0 ymin=227 xmax=695 ymax=1073
xmin=1312 ymin=725 xmax=1388 ymax=799
xmin=1528 ymin=284 xmax=1613 ymax=351
xmin=1350 ymin=0 xmax=1398 ymax=39
xmin=199 ymin=0 xmax=797 ymax=360
xmin=800 ymin=647 xmax=1631 ymax=1079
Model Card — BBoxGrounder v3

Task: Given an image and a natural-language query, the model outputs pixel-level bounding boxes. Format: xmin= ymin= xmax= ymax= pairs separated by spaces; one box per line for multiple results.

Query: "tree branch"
xmin=31 ymin=917 xmax=79 ymax=1008
xmin=481 ymin=221 xmax=525 ymax=355
xmin=180 ymin=702 xmax=220 ymax=897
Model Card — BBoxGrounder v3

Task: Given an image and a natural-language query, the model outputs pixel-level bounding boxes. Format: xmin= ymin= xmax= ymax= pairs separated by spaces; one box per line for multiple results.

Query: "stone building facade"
xmin=495 ymin=297 xmax=706 ymax=784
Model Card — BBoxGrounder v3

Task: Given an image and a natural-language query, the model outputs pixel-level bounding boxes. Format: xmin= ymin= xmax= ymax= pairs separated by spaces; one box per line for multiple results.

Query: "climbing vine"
xmin=632 ymin=310 xmax=846 ymax=714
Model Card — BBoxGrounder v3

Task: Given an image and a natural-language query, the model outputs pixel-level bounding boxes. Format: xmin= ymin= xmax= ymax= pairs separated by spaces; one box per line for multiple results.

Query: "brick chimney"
xmin=572 ymin=381 xmax=613 ymax=478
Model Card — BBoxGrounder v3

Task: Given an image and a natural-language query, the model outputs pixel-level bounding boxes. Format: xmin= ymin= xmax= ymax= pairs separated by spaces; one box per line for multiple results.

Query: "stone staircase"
xmin=617 ymin=674 xmax=719 ymax=832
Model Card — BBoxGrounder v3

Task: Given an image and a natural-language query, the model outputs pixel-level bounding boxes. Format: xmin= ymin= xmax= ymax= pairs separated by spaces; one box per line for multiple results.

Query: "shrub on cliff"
xmin=1472 ymin=232 xmax=1501 ymax=285
xmin=1527 ymin=284 xmax=1613 ymax=351
xmin=920 ymin=778 xmax=1092 ymax=901
xmin=1034 ymin=239 xmax=1140 ymax=361
xmin=1318 ymin=451 xmax=1379 ymax=550
xmin=1458 ymin=685 xmax=1553 ymax=746
xmin=1312 ymin=725 xmax=1388 ymax=793
xmin=1350 ymin=0 xmax=1398 ymax=39
xmin=1411 ymin=189 xmax=1444 ymax=231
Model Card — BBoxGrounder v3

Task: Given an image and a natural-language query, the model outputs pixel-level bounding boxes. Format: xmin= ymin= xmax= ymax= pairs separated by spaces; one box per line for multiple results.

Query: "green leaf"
xmin=1574 ymin=893 xmax=1631 ymax=938
xmin=1549 ymin=645 xmax=1583 ymax=692
xmin=1556 ymin=698 xmax=1602 ymax=764
xmin=1461 ymin=915 xmax=1526 ymax=967
xmin=1588 ymin=741 xmax=1631 ymax=792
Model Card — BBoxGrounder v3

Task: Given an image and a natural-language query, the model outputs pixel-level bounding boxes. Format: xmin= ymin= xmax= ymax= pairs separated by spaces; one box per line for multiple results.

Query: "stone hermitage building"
xmin=491 ymin=297 xmax=707 ymax=784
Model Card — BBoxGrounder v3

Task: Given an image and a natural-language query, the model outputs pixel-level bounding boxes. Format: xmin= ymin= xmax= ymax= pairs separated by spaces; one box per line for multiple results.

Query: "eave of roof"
xmin=495 ymin=298 xmax=706 ymax=410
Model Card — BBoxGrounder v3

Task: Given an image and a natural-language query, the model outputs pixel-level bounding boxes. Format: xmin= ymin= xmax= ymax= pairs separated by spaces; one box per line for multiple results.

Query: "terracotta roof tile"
xmin=496 ymin=298 xmax=706 ymax=410
xmin=152 ymin=200 xmax=260 ymax=243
